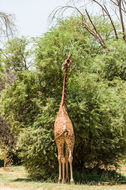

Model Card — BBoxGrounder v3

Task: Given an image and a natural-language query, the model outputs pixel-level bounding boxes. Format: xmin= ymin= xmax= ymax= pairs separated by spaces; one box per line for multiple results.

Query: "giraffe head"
xmin=62 ymin=53 xmax=72 ymax=70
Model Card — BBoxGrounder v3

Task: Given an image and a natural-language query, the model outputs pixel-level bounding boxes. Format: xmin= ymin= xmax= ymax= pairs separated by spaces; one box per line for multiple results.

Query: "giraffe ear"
xmin=62 ymin=62 xmax=65 ymax=70
xmin=68 ymin=60 xmax=71 ymax=68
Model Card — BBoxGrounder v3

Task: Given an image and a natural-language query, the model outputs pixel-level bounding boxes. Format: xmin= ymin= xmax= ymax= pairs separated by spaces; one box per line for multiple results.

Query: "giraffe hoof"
xmin=66 ymin=177 xmax=69 ymax=183
xmin=58 ymin=178 xmax=62 ymax=183
xmin=70 ymin=179 xmax=74 ymax=185
xmin=62 ymin=179 xmax=66 ymax=184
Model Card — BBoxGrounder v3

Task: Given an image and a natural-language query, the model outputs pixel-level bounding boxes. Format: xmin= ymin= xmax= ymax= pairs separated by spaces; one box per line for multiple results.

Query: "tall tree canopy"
xmin=51 ymin=0 xmax=126 ymax=48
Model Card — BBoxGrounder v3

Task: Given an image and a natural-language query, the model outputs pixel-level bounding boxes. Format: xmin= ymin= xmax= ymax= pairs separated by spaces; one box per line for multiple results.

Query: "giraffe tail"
xmin=54 ymin=128 xmax=68 ymax=141
xmin=45 ymin=129 xmax=68 ymax=150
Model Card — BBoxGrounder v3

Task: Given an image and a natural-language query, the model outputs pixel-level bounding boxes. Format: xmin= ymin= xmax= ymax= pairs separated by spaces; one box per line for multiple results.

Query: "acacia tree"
xmin=0 ymin=11 xmax=16 ymax=165
xmin=51 ymin=0 xmax=126 ymax=48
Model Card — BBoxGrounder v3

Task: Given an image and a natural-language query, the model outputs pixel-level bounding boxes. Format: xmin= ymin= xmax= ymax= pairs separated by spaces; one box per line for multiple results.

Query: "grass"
xmin=0 ymin=166 xmax=126 ymax=190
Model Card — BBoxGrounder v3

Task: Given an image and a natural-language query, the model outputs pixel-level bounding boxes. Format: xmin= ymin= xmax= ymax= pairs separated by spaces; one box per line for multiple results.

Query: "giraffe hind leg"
xmin=66 ymin=139 xmax=74 ymax=184
xmin=58 ymin=154 xmax=62 ymax=183
xmin=69 ymin=150 xmax=74 ymax=184
xmin=56 ymin=139 xmax=65 ymax=183
xmin=62 ymin=156 xmax=66 ymax=183
xmin=65 ymin=143 xmax=69 ymax=183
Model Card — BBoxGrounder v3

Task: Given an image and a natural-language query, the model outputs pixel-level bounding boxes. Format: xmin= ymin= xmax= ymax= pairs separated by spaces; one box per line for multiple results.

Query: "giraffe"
xmin=54 ymin=53 xmax=75 ymax=184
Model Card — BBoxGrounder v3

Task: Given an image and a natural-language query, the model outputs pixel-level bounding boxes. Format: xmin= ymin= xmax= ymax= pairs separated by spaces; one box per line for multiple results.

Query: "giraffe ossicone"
xmin=54 ymin=53 xmax=75 ymax=184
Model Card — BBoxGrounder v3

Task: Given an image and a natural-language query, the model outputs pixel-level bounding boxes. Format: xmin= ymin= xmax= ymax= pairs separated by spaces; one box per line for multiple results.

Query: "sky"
xmin=0 ymin=0 xmax=68 ymax=38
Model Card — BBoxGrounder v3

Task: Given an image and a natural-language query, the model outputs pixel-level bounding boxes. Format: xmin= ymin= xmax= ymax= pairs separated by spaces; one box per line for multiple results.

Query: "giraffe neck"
xmin=61 ymin=67 xmax=69 ymax=109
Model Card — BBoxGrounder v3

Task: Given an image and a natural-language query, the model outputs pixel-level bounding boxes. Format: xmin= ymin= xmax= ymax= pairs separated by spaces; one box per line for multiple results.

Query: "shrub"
xmin=19 ymin=127 xmax=57 ymax=180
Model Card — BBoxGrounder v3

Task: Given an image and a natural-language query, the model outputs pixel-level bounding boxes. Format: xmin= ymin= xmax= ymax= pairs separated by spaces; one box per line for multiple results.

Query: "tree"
xmin=0 ymin=37 xmax=34 ymax=132
xmin=0 ymin=10 xmax=16 ymax=166
xmin=0 ymin=61 xmax=17 ymax=167
xmin=50 ymin=0 xmax=126 ymax=48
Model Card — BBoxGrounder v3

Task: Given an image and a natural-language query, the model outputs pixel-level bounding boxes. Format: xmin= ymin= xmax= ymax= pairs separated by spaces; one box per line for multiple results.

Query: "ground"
xmin=0 ymin=166 xmax=126 ymax=190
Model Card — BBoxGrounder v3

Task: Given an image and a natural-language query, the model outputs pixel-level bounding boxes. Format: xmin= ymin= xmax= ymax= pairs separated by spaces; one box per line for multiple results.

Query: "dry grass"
xmin=0 ymin=166 xmax=126 ymax=190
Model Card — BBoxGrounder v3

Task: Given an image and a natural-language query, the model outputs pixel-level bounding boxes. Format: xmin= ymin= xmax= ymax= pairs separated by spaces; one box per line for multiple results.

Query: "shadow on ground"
xmin=73 ymin=168 xmax=126 ymax=185
xmin=11 ymin=169 xmax=126 ymax=185
xmin=12 ymin=178 xmax=34 ymax=183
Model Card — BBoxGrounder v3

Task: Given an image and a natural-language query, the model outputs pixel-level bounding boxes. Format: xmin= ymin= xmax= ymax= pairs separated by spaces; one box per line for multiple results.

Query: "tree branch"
xmin=92 ymin=0 xmax=118 ymax=39
xmin=0 ymin=12 xmax=15 ymax=38
xmin=104 ymin=5 xmax=119 ymax=39
xmin=85 ymin=9 xmax=107 ymax=48
xmin=110 ymin=0 xmax=126 ymax=13
xmin=118 ymin=0 xmax=126 ymax=41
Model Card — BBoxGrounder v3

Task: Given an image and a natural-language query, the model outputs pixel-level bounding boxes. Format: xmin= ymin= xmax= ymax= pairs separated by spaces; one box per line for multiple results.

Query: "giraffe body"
xmin=54 ymin=106 xmax=74 ymax=140
xmin=54 ymin=54 xmax=75 ymax=184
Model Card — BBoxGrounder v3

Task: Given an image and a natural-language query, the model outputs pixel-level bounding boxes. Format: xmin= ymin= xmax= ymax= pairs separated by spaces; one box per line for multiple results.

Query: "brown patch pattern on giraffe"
xmin=54 ymin=53 xmax=75 ymax=184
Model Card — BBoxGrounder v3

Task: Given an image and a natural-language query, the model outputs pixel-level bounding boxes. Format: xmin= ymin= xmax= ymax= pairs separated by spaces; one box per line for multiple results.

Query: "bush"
xmin=19 ymin=127 xmax=57 ymax=180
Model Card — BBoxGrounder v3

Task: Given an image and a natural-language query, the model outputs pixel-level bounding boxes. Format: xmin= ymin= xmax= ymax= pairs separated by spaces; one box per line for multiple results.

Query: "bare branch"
xmin=110 ymin=0 xmax=126 ymax=13
xmin=92 ymin=0 xmax=119 ymax=39
xmin=85 ymin=9 xmax=107 ymax=48
xmin=122 ymin=0 xmax=126 ymax=13
xmin=118 ymin=0 xmax=126 ymax=41
xmin=0 ymin=11 xmax=15 ymax=39
xmin=104 ymin=5 xmax=119 ymax=39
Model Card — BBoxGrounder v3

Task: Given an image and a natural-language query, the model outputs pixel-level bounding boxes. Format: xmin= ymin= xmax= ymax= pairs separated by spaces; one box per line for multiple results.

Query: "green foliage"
xmin=0 ymin=71 xmax=41 ymax=130
xmin=19 ymin=127 xmax=57 ymax=180
xmin=0 ymin=17 xmax=126 ymax=180
xmin=92 ymin=40 xmax=126 ymax=81
xmin=0 ymin=37 xmax=33 ymax=71
xmin=0 ymin=63 xmax=2 ymax=71
xmin=69 ymin=74 xmax=126 ymax=170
